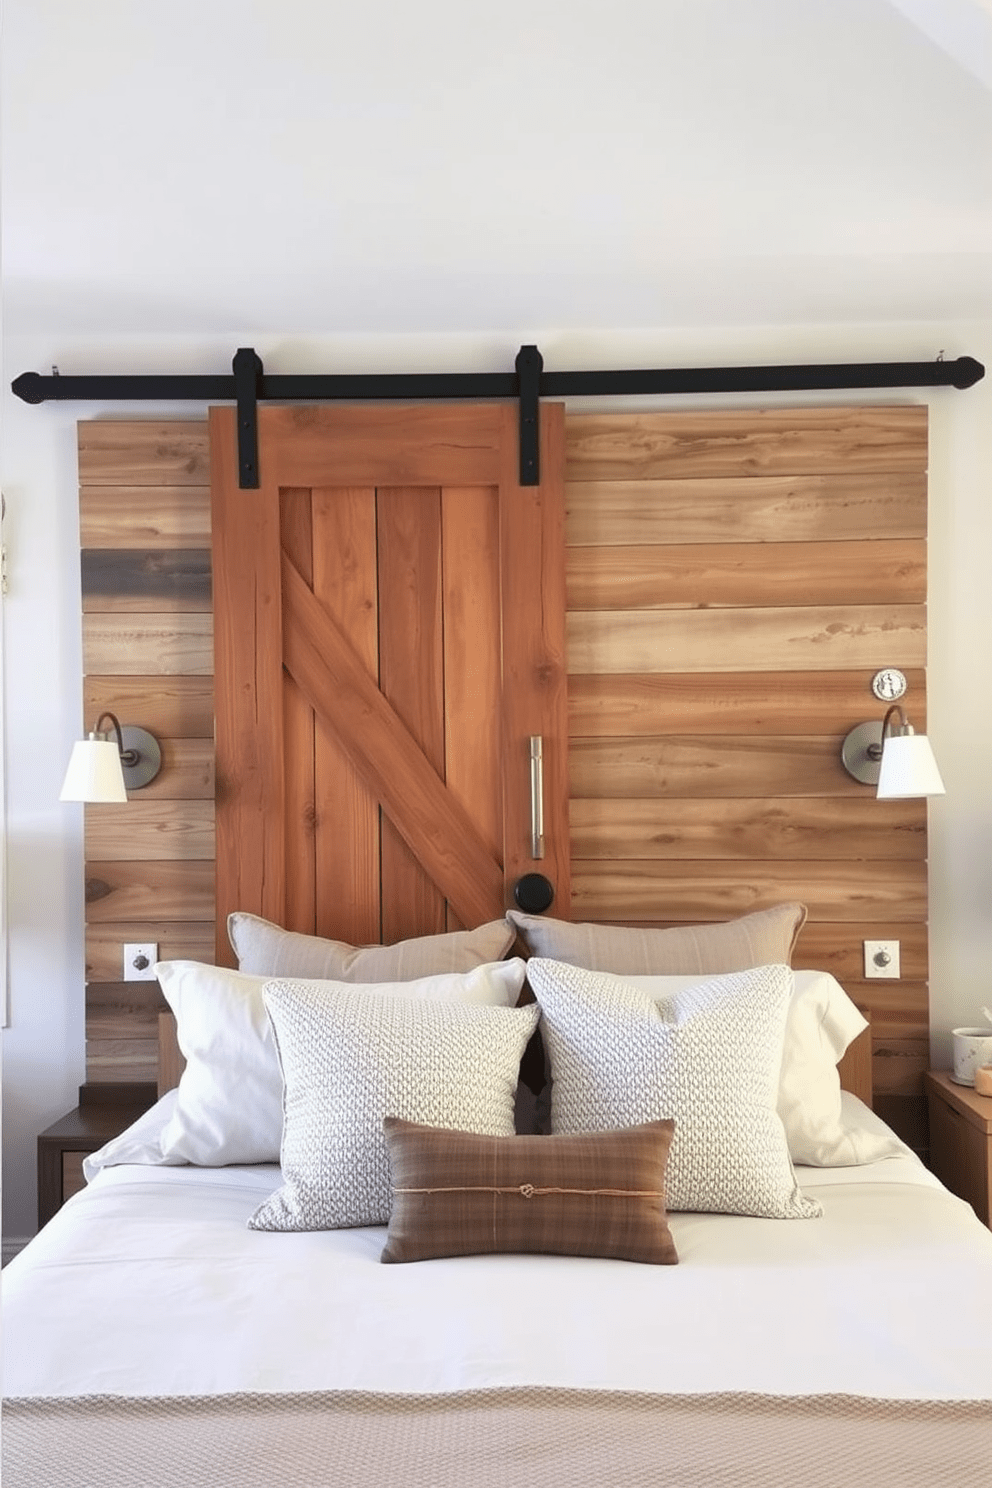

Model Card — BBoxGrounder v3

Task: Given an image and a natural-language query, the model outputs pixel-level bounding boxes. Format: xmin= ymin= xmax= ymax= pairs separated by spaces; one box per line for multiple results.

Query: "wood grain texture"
xmin=80 ymin=486 xmax=211 ymax=548
xmin=310 ymin=487 xmax=382 ymax=945
xmin=84 ymin=676 xmax=214 ymax=737
xmin=281 ymin=550 xmax=507 ymax=928
xmin=85 ymin=921 xmax=214 ymax=982
xmin=211 ymin=405 xmax=287 ymax=961
xmin=567 ymin=540 xmax=926 ymax=611
xmin=84 ymin=860 xmax=214 ymax=922
xmin=569 ymin=797 xmax=926 ymax=859
xmin=569 ymin=858 xmax=927 ymax=923
xmin=86 ymin=981 xmax=169 ymax=1041
xmin=441 ymin=486 xmax=504 ymax=869
xmin=567 ymin=670 xmax=927 ymax=737
xmin=565 ymin=472 xmax=927 ymax=546
xmin=82 ymin=549 xmax=212 ymax=612
xmin=565 ymin=406 xmax=928 ymax=481
xmin=85 ymin=801 xmax=215 ymax=861
xmin=377 ymin=487 xmax=447 ymax=943
xmin=794 ymin=921 xmax=929 ymax=984
xmin=78 ymin=421 xmax=210 ymax=485
xmin=261 ymin=403 xmax=504 ymax=487
xmin=83 ymin=613 xmax=213 ymax=675
xmin=498 ymin=402 xmax=571 ymax=911
xmin=570 ymin=735 xmax=869 ymax=799
xmin=122 ymin=738 xmax=214 ymax=800
xmin=567 ymin=605 xmax=926 ymax=675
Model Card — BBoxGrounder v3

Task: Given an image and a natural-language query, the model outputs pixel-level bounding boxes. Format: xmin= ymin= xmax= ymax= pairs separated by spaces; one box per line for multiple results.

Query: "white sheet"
xmin=5 ymin=1123 xmax=992 ymax=1405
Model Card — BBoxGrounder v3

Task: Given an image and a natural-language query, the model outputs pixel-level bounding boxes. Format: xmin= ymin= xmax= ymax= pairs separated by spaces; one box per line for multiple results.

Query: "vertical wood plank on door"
xmin=441 ymin=486 xmax=504 ymax=930
xmin=311 ymin=487 xmax=381 ymax=945
xmin=280 ymin=488 xmax=318 ymax=934
xmin=376 ymin=487 xmax=447 ymax=942
xmin=499 ymin=403 xmax=571 ymax=911
xmin=211 ymin=406 xmax=287 ymax=963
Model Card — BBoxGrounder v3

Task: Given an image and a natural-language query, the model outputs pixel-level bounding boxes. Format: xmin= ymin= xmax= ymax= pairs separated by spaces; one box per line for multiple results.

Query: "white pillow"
xmin=156 ymin=958 xmax=528 ymax=1167
xmin=82 ymin=1091 xmax=181 ymax=1181
xmin=625 ymin=969 xmax=901 ymax=1167
xmin=527 ymin=958 xmax=820 ymax=1220
xmin=249 ymin=984 xmax=540 ymax=1231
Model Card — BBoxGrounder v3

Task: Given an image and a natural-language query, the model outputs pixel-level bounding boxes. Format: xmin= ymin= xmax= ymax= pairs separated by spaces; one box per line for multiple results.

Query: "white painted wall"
xmin=2 ymin=0 xmax=991 ymax=1243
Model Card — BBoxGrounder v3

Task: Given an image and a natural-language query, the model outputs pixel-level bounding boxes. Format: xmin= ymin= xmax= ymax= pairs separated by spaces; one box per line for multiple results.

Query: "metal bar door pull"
xmin=530 ymin=735 xmax=545 ymax=860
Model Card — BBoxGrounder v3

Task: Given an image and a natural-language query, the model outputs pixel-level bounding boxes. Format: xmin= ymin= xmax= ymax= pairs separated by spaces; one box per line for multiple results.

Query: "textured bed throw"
xmin=4 ymin=1388 xmax=991 ymax=1488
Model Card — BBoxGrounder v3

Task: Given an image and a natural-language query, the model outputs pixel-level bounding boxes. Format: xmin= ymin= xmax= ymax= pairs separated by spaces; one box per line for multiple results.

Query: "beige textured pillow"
xmin=249 ymin=985 xmax=540 ymax=1231
xmin=230 ymin=912 xmax=515 ymax=980
xmin=382 ymin=1117 xmax=678 ymax=1264
xmin=507 ymin=903 xmax=807 ymax=975
xmin=527 ymin=958 xmax=821 ymax=1220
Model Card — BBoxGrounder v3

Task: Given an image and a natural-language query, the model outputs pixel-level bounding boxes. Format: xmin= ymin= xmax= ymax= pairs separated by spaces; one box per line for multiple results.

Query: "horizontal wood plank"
xmin=86 ymin=981 xmax=169 ymax=1040
xmin=872 ymin=1038 xmax=929 ymax=1096
xmin=793 ymin=921 xmax=929 ymax=983
xmin=82 ymin=549 xmax=212 ymax=612
xmin=79 ymin=486 xmax=211 ymax=547
xmin=567 ymin=540 xmax=926 ymax=611
xmin=85 ymin=861 xmax=214 ymax=922
xmin=565 ymin=407 xmax=928 ymax=481
xmin=570 ymin=735 xmax=871 ymax=798
xmin=568 ymin=670 xmax=927 ymax=737
xmin=78 ymin=421 xmax=210 ymax=486
xmin=83 ymin=614 xmax=213 ymax=675
xmin=84 ymin=676 xmax=214 ymax=737
xmin=567 ymin=605 xmax=926 ymax=674
xmin=125 ymin=738 xmax=215 ymax=800
xmin=569 ymin=797 xmax=926 ymax=859
xmin=85 ymin=921 xmax=215 ymax=982
xmin=569 ymin=859 xmax=928 ymax=922
xmin=85 ymin=1040 xmax=159 ymax=1083
xmin=85 ymin=801 xmax=215 ymax=860
xmin=264 ymin=405 xmax=504 ymax=487
xmin=565 ymin=472 xmax=926 ymax=547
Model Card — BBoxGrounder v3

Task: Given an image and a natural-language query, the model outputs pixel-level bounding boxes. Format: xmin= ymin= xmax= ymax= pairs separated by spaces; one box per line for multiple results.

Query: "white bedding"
xmin=4 ymin=1098 xmax=992 ymax=1405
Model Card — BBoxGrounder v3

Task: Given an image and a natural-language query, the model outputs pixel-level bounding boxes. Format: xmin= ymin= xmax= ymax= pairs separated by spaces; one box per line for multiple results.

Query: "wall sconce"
xmin=59 ymin=712 xmax=162 ymax=802
xmin=841 ymin=705 xmax=945 ymax=799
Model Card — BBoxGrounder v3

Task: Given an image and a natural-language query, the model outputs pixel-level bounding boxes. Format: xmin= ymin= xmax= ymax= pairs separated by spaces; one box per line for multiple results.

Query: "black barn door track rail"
xmin=13 ymin=347 xmax=985 ymax=490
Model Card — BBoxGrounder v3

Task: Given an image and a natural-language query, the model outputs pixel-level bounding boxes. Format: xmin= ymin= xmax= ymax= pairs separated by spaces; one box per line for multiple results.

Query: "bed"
xmin=4 ymin=906 xmax=992 ymax=1487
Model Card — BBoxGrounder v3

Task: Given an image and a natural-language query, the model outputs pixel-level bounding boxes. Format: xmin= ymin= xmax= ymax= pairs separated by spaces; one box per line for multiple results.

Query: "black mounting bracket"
xmin=515 ymin=344 xmax=543 ymax=486
xmin=232 ymin=348 xmax=264 ymax=489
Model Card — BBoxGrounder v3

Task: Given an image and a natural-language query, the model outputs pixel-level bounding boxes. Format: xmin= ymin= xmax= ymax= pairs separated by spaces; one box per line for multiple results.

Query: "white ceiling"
xmin=2 ymin=0 xmax=990 ymax=337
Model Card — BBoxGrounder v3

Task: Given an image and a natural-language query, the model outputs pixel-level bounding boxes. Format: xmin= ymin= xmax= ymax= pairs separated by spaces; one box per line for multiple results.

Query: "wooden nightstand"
xmin=37 ymin=1082 xmax=157 ymax=1229
xmin=924 ymin=1070 xmax=992 ymax=1227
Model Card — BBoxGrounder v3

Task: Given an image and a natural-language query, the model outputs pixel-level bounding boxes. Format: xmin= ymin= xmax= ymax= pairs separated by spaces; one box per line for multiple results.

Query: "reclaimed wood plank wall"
xmin=79 ymin=422 xmax=215 ymax=1083
xmin=564 ymin=405 xmax=930 ymax=1145
xmin=76 ymin=405 xmax=931 ymax=1143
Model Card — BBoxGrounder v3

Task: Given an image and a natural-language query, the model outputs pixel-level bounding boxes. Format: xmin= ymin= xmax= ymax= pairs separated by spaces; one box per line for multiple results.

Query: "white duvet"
xmin=4 ymin=1097 xmax=992 ymax=1405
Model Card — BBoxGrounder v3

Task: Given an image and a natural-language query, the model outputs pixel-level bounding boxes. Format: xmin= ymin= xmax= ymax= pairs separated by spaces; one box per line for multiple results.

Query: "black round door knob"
xmin=513 ymin=873 xmax=555 ymax=914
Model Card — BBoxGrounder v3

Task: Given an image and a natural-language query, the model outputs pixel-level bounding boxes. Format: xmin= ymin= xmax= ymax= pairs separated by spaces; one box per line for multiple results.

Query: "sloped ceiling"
xmin=2 ymin=0 xmax=990 ymax=336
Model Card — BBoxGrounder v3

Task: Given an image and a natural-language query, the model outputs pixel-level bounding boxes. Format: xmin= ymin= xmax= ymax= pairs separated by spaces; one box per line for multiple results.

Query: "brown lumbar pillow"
xmin=381 ymin=1117 xmax=678 ymax=1265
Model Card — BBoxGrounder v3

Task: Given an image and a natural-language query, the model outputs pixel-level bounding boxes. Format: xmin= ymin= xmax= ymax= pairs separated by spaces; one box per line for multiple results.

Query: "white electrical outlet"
xmin=864 ymin=940 xmax=900 ymax=979
xmin=123 ymin=942 xmax=159 ymax=981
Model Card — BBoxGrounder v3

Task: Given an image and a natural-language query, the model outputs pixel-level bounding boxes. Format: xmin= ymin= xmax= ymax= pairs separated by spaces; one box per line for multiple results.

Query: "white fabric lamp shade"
xmin=876 ymin=732 xmax=945 ymax=799
xmin=59 ymin=738 xmax=128 ymax=803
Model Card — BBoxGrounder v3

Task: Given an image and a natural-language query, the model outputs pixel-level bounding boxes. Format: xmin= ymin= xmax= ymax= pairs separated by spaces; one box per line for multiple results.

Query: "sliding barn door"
xmin=210 ymin=402 xmax=568 ymax=963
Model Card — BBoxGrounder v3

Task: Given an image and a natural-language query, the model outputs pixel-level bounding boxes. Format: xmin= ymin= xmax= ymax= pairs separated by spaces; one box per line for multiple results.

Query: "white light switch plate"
xmin=864 ymin=940 xmax=900 ymax=979
xmin=123 ymin=942 xmax=159 ymax=981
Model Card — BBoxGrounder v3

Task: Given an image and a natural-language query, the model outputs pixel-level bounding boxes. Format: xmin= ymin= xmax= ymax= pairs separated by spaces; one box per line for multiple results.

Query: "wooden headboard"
xmin=157 ymin=1009 xmax=874 ymax=1107
xmin=82 ymin=408 xmax=923 ymax=1147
